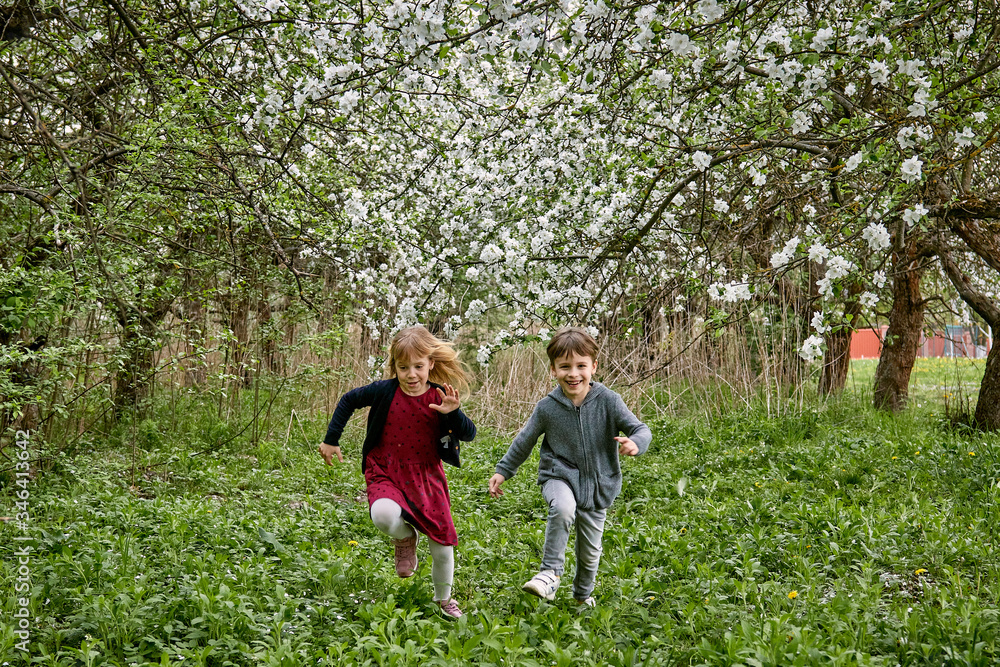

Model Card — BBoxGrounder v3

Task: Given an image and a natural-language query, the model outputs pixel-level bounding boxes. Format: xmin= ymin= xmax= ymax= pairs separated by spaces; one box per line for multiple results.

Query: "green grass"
xmin=846 ymin=358 xmax=986 ymax=410
xmin=3 ymin=373 xmax=1000 ymax=665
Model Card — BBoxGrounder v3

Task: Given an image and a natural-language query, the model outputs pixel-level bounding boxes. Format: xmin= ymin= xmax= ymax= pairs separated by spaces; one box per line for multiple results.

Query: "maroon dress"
xmin=364 ymin=386 xmax=458 ymax=546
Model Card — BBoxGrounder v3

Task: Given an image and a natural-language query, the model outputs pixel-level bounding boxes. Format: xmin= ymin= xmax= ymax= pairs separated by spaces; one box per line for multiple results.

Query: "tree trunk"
xmin=228 ymin=293 xmax=251 ymax=386
xmin=113 ymin=317 xmax=159 ymax=418
xmin=873 ymin=248 xmax=926 ymax=412
xmin=819 ymin=296 xmax=860 ymax=396
xmin=974 ymin=329 xmax=1000 ymax=429
xmin=936 ymin=244 xmax=1000 ymax=430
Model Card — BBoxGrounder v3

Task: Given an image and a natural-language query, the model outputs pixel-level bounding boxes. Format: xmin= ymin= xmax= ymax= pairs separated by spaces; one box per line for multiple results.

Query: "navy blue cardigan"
xmin=322 ymin=378 xmax=476 ymax=471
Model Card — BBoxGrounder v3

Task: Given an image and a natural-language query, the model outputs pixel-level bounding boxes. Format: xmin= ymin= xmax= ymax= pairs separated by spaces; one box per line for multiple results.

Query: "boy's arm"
xmin=494 ymin=403 xmax=545 ymax=480
xmin=614 ymin=395 xmax=652 ymax=455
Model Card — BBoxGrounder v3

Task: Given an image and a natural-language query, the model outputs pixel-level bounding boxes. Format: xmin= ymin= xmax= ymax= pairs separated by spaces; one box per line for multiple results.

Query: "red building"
xmin=850 ymin=325 xmax=993 ymax=360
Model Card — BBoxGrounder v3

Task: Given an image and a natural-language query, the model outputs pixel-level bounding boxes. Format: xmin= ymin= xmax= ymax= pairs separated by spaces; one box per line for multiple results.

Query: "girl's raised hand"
xmin=429 ymin=383 xmax=461 ymax=414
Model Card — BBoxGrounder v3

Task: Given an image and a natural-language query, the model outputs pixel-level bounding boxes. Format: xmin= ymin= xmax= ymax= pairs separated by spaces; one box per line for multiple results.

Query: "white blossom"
xmin=862 ymin=223 xmax=891 ymax=252
xmin=666 ymin=32 xmax=695 ymax=56
xmin=955 ymin=127 xmax=975 ymax=147
xmin=800 ymin=335 xmax=825 ymax=362
xmin=860 ymin=291 xmax=880 ymax=308
xmin=843 ymin=152 xmax=863 ymax=173
xmin=900 ymin=156 xmax=923 ymax=183
xmin=770 ymin=236 xmax=800 ymax=269
xmin=465 ymin=299 xmax=487 ymax=321
xmin=868 ymin=61 xmax=889 ymax=84
xmin=479 ymin=243 xmax=503 ymax=264
xmin=697 ymin=0 xmax=723 ymax=22
xmin=902 ymin=203 xmax=929 ymax=226
xmin=791 ymin=109 xmax=810 ymax=134
xmin=808 ymin=241 xmax=830 ymax=263
xmin=811 ymin=311 xmax=830 ymax=334
xmin=476 ymin=344 xmax=492 ymax=365
xmin=692 ymin=151 xmax=712 ymax=171
xmin=811 ymin=27 xmax=835 ymax=51
xmin=709 ymin=280 xmax=752 ymax=303
xmin=825 ymin=256 xmax=854 ymax=280
xmin=896 ymin=126 xmax=916 ymax=149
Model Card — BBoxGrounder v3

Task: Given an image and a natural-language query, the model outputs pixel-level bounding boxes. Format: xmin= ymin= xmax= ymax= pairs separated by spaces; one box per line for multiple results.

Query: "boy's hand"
xmin=488 ymin=473 xmax=506 ymax=498
xmin=319 ymin=443 xmax=343 ymax=465
xmin=429 ymin=383 xmax=461 ymax=414
xmin=615 ymin=436 xmax=639 ymax=456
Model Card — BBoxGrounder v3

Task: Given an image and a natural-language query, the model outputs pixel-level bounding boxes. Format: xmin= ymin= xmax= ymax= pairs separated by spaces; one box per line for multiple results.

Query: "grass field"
xmin=2 ymin=359 xmax=1000 ymax=665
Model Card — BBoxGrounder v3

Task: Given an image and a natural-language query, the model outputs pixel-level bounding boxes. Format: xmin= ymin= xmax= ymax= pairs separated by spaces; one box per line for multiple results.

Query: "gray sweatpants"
xmin=540 ymin=479 xmax=608 ymax=600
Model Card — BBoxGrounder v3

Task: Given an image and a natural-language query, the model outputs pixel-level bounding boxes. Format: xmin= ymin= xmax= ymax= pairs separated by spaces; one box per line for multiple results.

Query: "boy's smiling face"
xmin=551 ymin=351 xmax=596 ymax=405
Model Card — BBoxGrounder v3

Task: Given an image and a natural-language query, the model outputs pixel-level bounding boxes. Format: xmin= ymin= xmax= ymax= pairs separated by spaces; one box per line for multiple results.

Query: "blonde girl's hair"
xmin=386 ymin=326 xmax=471 ymax=394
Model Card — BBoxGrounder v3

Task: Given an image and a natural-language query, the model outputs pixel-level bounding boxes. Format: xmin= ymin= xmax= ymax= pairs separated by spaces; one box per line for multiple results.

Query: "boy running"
xmin=488 ymin=327 xmax=652 ymax=606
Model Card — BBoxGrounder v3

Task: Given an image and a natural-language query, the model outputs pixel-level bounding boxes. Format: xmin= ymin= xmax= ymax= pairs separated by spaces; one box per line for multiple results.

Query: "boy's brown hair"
xmin=546 ymin=327 xmax=599 ymax=366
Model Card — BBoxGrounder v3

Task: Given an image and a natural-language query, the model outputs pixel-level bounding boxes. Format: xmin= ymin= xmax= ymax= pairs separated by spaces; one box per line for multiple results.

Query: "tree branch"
xmin=0 ymin=184 xmax=53 ymax=214
xmin=934 ymin=244 xmax=1000 ymax=328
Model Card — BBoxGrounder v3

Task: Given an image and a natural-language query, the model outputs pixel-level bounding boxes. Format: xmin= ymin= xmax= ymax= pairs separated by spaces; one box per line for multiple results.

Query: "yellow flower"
xmin=348 ymin=540 xmax=359 ymax=547
xmin=969 ymin=452 xmax=976 ymax=456
xmin=788 ymin=591 xmax=798 ymax=600
xmin=915 ymin=568 xmax=927 ymax=575
xmin=892 ymin=456 xmax=898 ymax=460
xmin=647 ymin=596 xmax=655 ymax=601
xmin=915 ymin=451 xmax=920 ymax=455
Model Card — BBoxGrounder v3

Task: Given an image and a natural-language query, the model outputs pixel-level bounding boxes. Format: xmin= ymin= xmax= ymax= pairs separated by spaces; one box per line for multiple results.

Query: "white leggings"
xmin=370 ymin=498 xmax=454 ymax=601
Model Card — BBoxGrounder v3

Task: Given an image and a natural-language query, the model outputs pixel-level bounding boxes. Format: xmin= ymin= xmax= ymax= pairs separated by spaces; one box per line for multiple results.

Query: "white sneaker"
xmin=522 ymin=570 xmax=560 ymax=600
xmin=575 ymin=596 xmax=595 ymax=608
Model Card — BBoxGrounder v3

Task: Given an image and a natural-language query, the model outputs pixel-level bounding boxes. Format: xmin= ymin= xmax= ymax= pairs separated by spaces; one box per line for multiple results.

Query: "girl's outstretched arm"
xmin=321 ymin=381 xmax=386 ymax=453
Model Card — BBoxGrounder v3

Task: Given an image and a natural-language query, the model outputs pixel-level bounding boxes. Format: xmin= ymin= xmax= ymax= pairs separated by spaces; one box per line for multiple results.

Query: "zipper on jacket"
xmin=576 ymin=404 xmax=593 ymax=507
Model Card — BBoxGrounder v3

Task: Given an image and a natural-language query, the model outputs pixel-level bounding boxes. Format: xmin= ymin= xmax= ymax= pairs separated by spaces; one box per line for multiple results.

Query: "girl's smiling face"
xmin=395 ymin=355 xmax=434 ymax=395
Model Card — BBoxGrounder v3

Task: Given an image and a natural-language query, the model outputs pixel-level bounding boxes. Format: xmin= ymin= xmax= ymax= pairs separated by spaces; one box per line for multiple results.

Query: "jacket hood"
xmin=549 ymin=381 xmax=609 ymax=409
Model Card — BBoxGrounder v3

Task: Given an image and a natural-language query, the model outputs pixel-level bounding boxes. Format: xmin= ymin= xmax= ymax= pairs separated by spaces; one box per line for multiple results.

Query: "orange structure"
xmin=849 ymin=325 xmax=992 ymax=360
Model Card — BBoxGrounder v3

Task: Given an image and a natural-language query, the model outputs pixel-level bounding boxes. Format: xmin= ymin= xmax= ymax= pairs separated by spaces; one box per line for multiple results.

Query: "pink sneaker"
xmin=437 ymin=599 xmax=463 ymax=619
xmin=392 ymin=533 xmax=418 ymax=578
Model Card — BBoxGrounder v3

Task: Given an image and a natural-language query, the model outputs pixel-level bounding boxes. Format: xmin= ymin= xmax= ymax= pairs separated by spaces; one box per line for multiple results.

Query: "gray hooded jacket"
xmin=495 ymin=382 xmax=652 ymax=510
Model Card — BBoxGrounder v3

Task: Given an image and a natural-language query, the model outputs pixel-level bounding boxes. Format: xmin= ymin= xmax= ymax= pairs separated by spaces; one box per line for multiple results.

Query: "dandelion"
xmin=788 ymin=590 xmax=798 ymax=599
xmin=915 ymin=451 xmax=920 ymax=455
xmin=915 ymin=568 xmax=927 ymax=575
xmin=348 ymin=540 xmax=359 ymax=546
xmin=892 ymin=456 xmax=898 ymax=460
